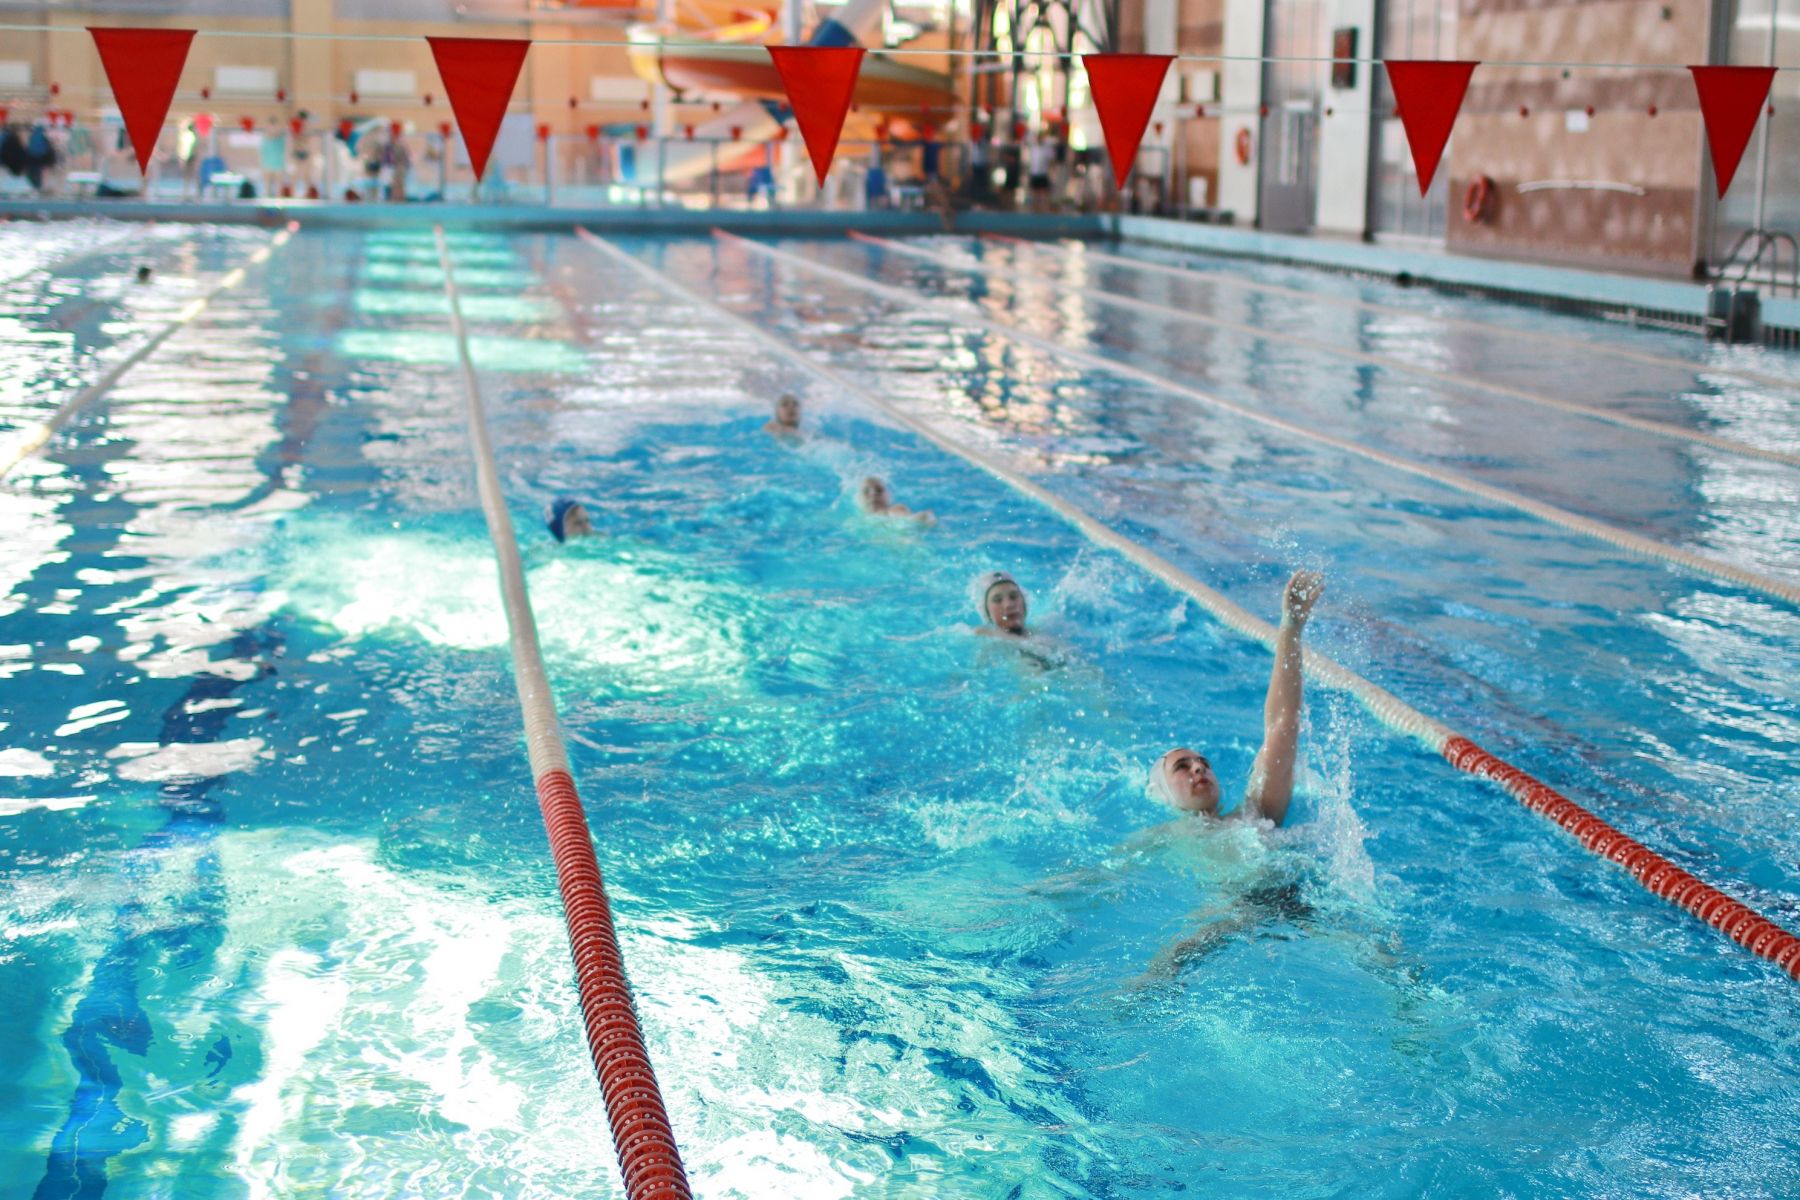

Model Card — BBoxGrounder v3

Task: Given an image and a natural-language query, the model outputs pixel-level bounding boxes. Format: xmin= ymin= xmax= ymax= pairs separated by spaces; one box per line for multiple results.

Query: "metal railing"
xmin=0 ymin=116 xmax=1208 ymax=215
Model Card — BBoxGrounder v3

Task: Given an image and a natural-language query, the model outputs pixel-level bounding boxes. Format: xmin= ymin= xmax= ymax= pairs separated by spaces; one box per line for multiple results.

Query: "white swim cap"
xmin=970 ymin=570 xmax=1019 ymax=623
xmin=1147 ymin=751 xmax=1178 ymax=805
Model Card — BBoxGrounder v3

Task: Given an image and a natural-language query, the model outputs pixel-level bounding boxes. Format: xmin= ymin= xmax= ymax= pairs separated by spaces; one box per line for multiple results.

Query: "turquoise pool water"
xmin=1 ymin=224 xmax=1797 ymax=1198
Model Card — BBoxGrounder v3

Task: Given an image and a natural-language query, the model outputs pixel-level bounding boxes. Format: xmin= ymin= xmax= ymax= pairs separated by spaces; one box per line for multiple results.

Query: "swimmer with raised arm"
xmin=1149 ymin=570 xmax=1324 ymax=827
xmin=764 ymin=393 xmax=801 ymax=437
xmin=860 ymin=476 xmax=934 ymax=525
xmin=971 ymin=570 xmax=1028 ymax=638
xmin=545 ymin=496 xmax=594 ymax=543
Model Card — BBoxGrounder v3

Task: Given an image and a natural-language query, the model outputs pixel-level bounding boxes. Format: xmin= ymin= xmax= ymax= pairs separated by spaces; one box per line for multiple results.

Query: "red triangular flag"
xmin=767 ymin=46 xmax=864 ymax=186
xmin=1384 ymin=60 xmax=1478 ymax=195
xmin=88 ymin=27 xmax=195 ymax=174
xmin=1690 ymin=65 xmax=1777 ymax=197
xmin=1083 ymin=54 xmax=1173 ymax=190
xmin=426 ymin=36 xmax=530 ymax=180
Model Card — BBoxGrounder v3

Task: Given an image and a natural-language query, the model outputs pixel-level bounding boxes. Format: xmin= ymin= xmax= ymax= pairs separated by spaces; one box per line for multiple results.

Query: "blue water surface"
xmin=0 ymin=224 xmax=1796 ymax=1199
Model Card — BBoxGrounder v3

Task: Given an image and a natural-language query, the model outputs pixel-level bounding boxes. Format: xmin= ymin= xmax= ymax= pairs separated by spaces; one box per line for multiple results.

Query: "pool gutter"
xmin=0 ymin=198 xmax=1107 ymax=240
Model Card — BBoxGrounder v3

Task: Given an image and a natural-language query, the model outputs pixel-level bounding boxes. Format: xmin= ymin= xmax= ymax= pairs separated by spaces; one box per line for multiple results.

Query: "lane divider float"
xmin=988 ymin=232 xmax=1800 ymax=400
xmin=721 ymin=231 xmax=1800 ymax=609
xmin=0 ymin=222 xmax=299 ymax=481
xmin=576 ymin=225 xmax=1800 ymax=982
xmin=856 ymin=231 xmax=1800 ymax=470
xmin=435 ymin=227 xmax=692 ymax=1200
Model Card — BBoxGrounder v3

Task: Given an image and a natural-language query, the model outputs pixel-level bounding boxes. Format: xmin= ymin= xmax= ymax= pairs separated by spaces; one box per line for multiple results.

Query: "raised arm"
xmin=1242 ymin=570 xmax=1323 ymax=826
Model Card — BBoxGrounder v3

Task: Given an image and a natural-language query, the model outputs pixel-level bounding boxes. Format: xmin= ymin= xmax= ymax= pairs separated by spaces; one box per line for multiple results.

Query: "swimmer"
xmin=545 ymin=496 xmax=594 ymax=543
xmin=1148 ymin=570 xmax=1324 ymax=828
xmin=971 ymin=570 xmax=1028 ymax=638
xmin=859 ymin=476 xmax=934 ymax=525
xmin=135 ymin=265 xmax=152 ymax=285
xmin=764 ymin=393 xmax=801 ymax=437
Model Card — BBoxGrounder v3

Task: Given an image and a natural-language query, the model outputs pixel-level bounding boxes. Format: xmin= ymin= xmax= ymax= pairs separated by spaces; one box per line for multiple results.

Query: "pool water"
xmin=2 ymin=224 xmax=1797 ymax=1198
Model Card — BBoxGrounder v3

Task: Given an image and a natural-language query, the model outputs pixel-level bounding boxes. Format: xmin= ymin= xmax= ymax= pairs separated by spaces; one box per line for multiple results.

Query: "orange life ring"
xmin=1234 ymin=126 xmax=1253 ymax=166
xmin=1463 ymin=174 xmax=1495 ymax=224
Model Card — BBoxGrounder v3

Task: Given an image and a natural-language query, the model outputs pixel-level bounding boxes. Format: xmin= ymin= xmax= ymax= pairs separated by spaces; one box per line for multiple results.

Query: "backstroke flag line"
xmin=1083 ymin=54 xmax=1175 ymax=190
xmin=1385 ymin=59 xmax=1479 ymax=195
xmin=426 ymin=36 xmax=532 ymax=180
xmin=768 ymin=46 xmax=867 ymax=186
xmin=88 ymin=27 xmax=197 ymax=174
xmin=1690 ymin=65 xmax=1778 ymax=197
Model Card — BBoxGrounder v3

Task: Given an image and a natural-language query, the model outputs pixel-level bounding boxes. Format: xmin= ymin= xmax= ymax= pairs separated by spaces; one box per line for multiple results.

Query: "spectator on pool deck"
xmin=764 ymin=393 xmax=801 ymax=437
xmin=545 ymin=497 xmax=594 ymax=543
xmin=859 ymin=476 xmax=933 ymax=525
xmin=1148 ymin=570 xmax=1323 ymax=828
xmin=1027 ymin=132 xmax=1056 ymax=212
xmin=971 ymin=570 xmax=1028 ymax=638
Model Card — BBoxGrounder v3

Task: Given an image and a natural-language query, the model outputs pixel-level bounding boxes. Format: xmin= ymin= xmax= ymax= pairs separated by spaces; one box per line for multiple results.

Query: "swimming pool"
xmin=2 ymin=222 xmax=1797 ymax=1197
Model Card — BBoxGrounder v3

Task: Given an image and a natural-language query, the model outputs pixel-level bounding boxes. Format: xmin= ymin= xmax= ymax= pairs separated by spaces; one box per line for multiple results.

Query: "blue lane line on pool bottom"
xmin=33 ymin=631 xmax=280 ymax=1200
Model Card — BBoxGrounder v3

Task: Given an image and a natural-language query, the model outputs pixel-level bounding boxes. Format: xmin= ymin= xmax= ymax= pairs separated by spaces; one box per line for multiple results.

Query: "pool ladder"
xmin=1707 ymin=227 xmax=1800 ymax=343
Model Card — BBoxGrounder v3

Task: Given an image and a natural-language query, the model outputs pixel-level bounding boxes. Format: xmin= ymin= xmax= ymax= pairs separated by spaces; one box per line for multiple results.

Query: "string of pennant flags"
xmin=77 ymin=28 xmax=1782 ymax=198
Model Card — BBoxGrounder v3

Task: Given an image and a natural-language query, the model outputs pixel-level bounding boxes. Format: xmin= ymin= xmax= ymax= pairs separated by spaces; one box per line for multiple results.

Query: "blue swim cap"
xmin=546 ymin=496 xmax=582 ymax=543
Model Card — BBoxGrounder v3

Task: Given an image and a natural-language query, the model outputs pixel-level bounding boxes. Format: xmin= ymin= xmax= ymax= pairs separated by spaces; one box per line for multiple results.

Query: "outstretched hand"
xmin=1281 ymin=570 xmax=1324 ymax=627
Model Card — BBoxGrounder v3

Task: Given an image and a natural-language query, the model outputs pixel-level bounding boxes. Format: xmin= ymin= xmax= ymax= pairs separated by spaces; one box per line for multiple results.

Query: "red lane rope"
xmin=1444 ymin=738 xmax=1800 ymax=976
xmin=436 ymin=225 xmax=691 ymax=1199
xmin=537 ymin=770 xmax=692 ymax=1199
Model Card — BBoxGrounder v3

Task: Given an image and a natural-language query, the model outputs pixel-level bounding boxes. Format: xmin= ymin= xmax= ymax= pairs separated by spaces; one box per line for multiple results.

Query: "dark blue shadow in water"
xmin=34 ymin=630 xmax=279 ymax=1200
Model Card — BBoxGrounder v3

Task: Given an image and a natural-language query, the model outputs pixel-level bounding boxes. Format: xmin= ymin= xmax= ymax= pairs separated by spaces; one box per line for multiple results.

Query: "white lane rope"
xmin=992 ymin=234 xmax=1800 ymax=400
xmin=0 ymin=223 xmax=297 ymax=482
xmin=720 ymin=231 xmax=1800 ymax=609
xmin=857 ymin=232 xmax=1800 ymax=470
xmin=433 ymin=225 xmax=570 ymax=780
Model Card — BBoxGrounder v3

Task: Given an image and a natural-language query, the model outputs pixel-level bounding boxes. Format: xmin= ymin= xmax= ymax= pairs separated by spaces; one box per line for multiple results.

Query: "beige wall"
xmin=1448 ymin=0 xmax=1711 ymax=272
xmin=7 ymin=4 xmax=647 ymax=138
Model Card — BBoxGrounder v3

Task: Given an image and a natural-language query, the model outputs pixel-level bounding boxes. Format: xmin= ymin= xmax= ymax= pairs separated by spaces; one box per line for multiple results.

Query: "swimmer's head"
xmin=135 ymin=265 xmax=152 ymax=284
xmin=1150 ymin=747 xmax=1221 ymax=816
xmin=971 ymin=570 xmax=1027 ymax=635
xmin=774 ymin=394 xmax=800 ymax=428
xmin=860 ymin=476 xmax=890 ymax=511
xmin=545 ymin=497 xmax=593 ymax=543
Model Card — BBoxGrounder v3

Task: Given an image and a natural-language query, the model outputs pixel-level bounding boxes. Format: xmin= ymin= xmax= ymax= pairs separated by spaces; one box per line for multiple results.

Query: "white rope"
xmin=860 ymin=233 xmax=1800 ymax=470
xmin=723 ymin=232 xmax=1800 ymax=609
xmin=575 ymin=225 xmax=1454 ymax=750
xmin=0 ymin=224 xmax=295 ymax=481
xmin=0 ymin=23 xmax=1791 ymax=72
xmin=999 ymin=236 xmax=1800 ymax=399
xmin=434 ymin=225 xmax=569 ymax=780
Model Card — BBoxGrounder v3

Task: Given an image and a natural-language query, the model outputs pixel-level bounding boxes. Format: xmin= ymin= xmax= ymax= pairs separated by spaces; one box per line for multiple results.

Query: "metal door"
xmin=1260 ymin=101 xmax=1318 ymax=231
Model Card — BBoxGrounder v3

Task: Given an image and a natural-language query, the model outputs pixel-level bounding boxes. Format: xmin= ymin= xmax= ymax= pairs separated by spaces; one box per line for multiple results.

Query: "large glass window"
xmin=1710 ymin=0 xmax=1800 ymax=282
xmin=1368 ymin=0 xmax=1455 ymax=241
